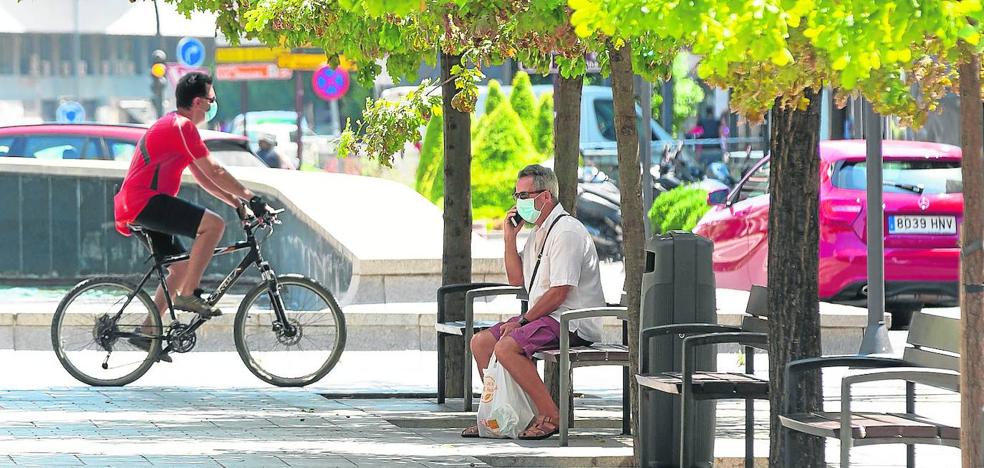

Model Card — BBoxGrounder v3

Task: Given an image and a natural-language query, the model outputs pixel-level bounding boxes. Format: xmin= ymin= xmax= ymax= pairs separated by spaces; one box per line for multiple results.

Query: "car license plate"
xmin=888 ymin=215 xmax=957 ymax=235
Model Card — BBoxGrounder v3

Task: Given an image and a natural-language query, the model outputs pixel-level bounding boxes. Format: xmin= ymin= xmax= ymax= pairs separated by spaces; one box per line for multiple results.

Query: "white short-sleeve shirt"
xmin=521 ymin=204 xmax=605 ymax=342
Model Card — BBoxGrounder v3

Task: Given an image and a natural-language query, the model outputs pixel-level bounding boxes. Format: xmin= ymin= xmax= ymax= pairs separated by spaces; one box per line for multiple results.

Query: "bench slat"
xmin=435 ymin=320 xmax=498 ymax=336
xmin=780 ymin=412 xmax=956 ymax=440
xmin=907 ymin=310 xmax=960 ymax=354
xmin=535 ymin=344 xmax=629 ymax=363
xmin=637 ymin=372 xmax=768 ymax=397
xmin=902 ymin=348 xmax=960 ymax=374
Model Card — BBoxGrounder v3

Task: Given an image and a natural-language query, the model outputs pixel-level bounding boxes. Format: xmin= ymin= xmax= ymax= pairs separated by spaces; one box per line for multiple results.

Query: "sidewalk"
xmin=0 ymin=333 xmax=963 ymax=467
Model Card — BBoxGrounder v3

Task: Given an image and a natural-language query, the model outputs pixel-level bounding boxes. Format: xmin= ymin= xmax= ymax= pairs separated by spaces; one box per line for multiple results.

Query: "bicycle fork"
xmin=260 ymin=261 xmax=297 ymax=337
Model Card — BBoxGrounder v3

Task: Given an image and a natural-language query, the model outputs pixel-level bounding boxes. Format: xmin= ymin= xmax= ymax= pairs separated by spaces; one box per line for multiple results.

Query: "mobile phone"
xmin=510 ymin=212 xmax=523 ymax=227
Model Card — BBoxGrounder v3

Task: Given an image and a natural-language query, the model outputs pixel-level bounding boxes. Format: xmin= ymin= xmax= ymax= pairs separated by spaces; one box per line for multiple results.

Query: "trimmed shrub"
xmin=648 ymin=186 xmax=711 ymax=234
xmin=533 ymin=92 xmax=554 ymax=155
xmin=472 ymin=79 xmax=506 ymax=140
xmin=509 ymin=71 xmax=537 ymax=137
xmin=485 ymin=79 xmax=506 ymax=114
xmin=472 ymin=103 xmax=540 ymax=221
xmin=414 ymin=114 xmax=444 ymax=204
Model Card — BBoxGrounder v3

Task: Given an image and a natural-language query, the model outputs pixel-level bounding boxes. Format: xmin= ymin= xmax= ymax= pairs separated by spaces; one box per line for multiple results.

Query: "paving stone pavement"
xmin=0 ymin=388 xmax=499 ymax=467
xmin=0 ymin=329 xmax=965 ymax=467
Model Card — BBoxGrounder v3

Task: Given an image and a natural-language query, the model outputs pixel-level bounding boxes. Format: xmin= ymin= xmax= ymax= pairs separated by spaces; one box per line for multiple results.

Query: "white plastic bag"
xmin=476 ymin=355 xmax=536 ymax=439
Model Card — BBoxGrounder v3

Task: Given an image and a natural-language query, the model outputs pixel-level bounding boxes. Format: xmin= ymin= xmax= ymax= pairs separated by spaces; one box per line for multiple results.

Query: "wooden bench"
xmin=435 ymin=283 xmax=526 ymax=407
xmin=636 ymin=285 xmax=770 ymax=468
xmin=779 ymin=309 xmax=960 ymax=468
xmin=534 ymin=306 xmax=630 ymax=446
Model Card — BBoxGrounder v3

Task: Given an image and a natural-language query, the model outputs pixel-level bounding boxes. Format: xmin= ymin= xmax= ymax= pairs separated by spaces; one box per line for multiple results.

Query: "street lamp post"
xmin=858 ymin=99 xmax=893 ymax=355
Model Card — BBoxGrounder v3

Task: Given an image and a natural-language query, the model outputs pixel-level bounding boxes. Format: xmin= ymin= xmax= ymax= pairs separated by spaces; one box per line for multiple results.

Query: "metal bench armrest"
xmin=835 ymin=367 xmax=960 ymax=461
xmin=464 ymin=286 xmax=527 ymax=327
xmin=681 ymin=332 xmax=767 ymax=382
xmin=557 ymin=306 xmax=629 ymax=363
xmin=640 ymin=324 xmax=741 ymax=372
xmin=842 ymin=367 xmax=960 ymax=395
xmin=782 ymin=355 xmax=908 ymax=414
xmin=436 ymin=282 xmax=509 ymax=322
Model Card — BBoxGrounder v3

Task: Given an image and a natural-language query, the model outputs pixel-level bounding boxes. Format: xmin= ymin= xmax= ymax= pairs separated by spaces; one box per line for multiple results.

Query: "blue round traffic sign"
xmin=56 ymin=101 xmax=86 ymax=123
xmin=311 ymin=66 xmax=350 ymax=101
xmin=176 ymin=37 xmax=205 ymax=68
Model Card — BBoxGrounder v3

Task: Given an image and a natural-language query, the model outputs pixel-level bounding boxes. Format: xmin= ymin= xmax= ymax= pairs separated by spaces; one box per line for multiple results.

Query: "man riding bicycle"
xmin=114 ymin=72 xmax=256 ymax=333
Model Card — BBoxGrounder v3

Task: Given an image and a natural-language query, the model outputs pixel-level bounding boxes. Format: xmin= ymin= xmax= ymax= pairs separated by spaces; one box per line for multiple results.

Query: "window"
xmin=0 ymin=137 xmax=14 ymax=156
xmin=594 ymin=99 xmax=617 ymax=141
xmin=107 ymin=139 xmax=137 ymax=162
xmin=205 ymin=139 xmax=266 ymax=168
xmin=82 ymin=138 xmax=105 ymax=159
xmin=735 ymin=161 xmax=770 ymax=202
xmin=593 ymin=98 xmax=665 ymax=142
xmin=833 ymin=160 xmax=962 ymax=195
xmin=22 ymin=135 xmax=88 ymax=160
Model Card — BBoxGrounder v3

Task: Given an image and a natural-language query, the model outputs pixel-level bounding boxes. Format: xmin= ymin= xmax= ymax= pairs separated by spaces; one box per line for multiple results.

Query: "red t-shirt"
xmin=113 ymin=112 xmax=209 ymax=235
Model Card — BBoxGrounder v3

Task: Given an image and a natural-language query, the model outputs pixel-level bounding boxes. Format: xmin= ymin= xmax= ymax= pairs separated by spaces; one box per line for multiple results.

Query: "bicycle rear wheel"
xmin=234 ymin=274 xmax=346 ymax=387
xmin=50 ymin=277 xmax=162 ymax=386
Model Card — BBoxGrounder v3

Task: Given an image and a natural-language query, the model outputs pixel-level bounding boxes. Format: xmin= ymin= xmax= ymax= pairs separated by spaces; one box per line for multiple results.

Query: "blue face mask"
xmin=205 ymin=101 xmax=218 ymax=122
xmin=516 ymin=192 xmax=544 ymax=224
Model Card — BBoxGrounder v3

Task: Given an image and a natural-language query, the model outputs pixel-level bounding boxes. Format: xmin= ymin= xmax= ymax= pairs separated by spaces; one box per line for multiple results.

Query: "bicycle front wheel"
xmin=51 ymin=277 xmax=162 ymax=386
xmin=234 ymin=274 xmax=346 ymax=387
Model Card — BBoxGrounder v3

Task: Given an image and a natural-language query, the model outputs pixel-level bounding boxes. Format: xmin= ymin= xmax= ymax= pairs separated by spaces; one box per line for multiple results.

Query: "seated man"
xmin=461 ymin=164 xmax=605 ymax=440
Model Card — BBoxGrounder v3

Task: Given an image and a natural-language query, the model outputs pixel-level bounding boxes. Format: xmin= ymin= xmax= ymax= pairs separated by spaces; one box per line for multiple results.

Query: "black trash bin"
xmin=639 ymin=230 xmax=716 ymax=467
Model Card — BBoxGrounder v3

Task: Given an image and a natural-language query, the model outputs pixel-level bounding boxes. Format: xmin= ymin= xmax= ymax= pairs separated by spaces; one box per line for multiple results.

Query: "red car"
xmin=0 ymin=123 xmax=269 ymax=168
xmin=695 ymin=140 xmax=962 ymax=326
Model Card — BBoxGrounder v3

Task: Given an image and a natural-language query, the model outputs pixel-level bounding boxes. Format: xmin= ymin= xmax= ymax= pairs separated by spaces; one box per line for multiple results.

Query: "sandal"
xmin=518 ymin=415 xmax=559 ymax=440
xmin=460 ymin=425 xmax=480 ymax=438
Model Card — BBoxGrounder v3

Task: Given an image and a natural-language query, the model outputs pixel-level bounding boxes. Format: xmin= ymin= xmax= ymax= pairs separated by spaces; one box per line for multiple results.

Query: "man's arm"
xmin=191 ymin=155 xmax=254 ymax=202
xmin=188 ymin=163 xmax=238 ymax=208
xmin=523 ymin=285 xmax=571 ymax=321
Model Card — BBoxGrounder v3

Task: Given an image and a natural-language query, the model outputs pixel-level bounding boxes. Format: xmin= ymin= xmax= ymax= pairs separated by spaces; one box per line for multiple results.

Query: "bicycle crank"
xmin=167 ymin=323 xmax=198 ymax=353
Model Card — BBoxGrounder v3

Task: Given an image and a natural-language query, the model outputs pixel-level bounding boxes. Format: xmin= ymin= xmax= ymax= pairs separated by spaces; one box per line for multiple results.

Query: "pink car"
xmin=695 ymin=140 xmax=962 ymax=326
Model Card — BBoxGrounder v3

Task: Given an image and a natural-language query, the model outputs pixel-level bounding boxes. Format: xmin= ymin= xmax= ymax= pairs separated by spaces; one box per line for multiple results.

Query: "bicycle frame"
xmin=112 ymin=219 xmax=294 ymax=354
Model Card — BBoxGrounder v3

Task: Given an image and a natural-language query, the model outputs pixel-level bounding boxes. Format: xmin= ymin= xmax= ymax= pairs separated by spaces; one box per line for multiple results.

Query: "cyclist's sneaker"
xmin=174 ymin=294 xmax=222 ymax=318
xmin=127 ymin=328 xmax=172 ymax=363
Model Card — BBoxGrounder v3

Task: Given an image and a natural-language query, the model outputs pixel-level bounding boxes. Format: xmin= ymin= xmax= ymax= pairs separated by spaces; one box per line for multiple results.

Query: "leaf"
xmin=771 ymin=48 xmax=793 ymax=66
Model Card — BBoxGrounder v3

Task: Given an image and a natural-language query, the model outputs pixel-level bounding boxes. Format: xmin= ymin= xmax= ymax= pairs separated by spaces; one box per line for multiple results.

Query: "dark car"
xmin=0 ymin=123 xmax=270 ymax=168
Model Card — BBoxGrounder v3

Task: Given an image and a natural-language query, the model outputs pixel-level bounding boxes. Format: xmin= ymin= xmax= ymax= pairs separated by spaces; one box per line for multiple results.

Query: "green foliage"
xmin=648 ymin=186 xmax=710 ymax=234
xmin=485 ymin=79 xmax=505 ymax=114
xmin=471 ymin=103 xmax=540 ymax=220
xmin=415 ymin=114 xmax=444 ymax=203
xmin=473 ymin=79 xmax=505 ymax=140
xmin=336 ymin=80 xmax=442 ymax=166
xmin=533 ymin=92 xmax=554 ymax=155
xmin=509 ymin=71 xmax=538 ymax=136
xmin=651 ymin=53 xmax=705 ymax=135
xmin=568 ymin=0 xmax=984 ymax=126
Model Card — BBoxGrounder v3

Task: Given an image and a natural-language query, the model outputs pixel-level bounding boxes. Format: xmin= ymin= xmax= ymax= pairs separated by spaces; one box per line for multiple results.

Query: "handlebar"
xmin=238 ymin=197 xmax=284 ymax=229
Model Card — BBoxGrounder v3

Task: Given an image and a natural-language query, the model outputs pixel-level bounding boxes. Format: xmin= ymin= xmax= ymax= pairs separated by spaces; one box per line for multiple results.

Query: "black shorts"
xmin=133 ymin=194 xmax=206 ymax=257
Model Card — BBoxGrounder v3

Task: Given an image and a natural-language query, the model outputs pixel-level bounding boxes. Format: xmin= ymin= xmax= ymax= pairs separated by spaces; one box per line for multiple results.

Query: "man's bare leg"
xmin=177 ymin=211 xmax=223 ymax=296
xmin=494 ymin=336 xmax=559 ymax=420
xmin=153 ymin=262 xmax=187 ymax=321
xmin=470 ymin=329 xmax=497 ymax=380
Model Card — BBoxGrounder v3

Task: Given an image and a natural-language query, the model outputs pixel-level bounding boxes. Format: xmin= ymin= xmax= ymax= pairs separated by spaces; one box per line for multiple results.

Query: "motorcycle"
xmin=575 ymin=166 xmax=623 ymax=262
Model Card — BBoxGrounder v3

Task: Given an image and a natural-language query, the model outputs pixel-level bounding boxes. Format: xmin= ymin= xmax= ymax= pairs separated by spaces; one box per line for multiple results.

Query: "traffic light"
xmin=150 ymin=49 xmax=167 ymax=118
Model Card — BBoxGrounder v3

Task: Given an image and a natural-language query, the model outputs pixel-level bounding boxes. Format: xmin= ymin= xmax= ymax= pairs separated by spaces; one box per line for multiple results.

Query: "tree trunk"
xmin=440 ymin=52 xmax=473 ymax=398
xmin=608 ymin=41 xmax=645 ymax=462
xmin=767 ymin=91 xmax=824 ymax=467
xmin=554 ymin=74 xmax=583 ymax=214
xmin=959 ymin=55 xmax=984 ymax=468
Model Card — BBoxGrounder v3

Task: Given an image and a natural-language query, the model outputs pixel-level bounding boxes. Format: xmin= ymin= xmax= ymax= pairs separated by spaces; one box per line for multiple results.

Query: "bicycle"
xmin=50 ymin=202 xmax=346 ymax=387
